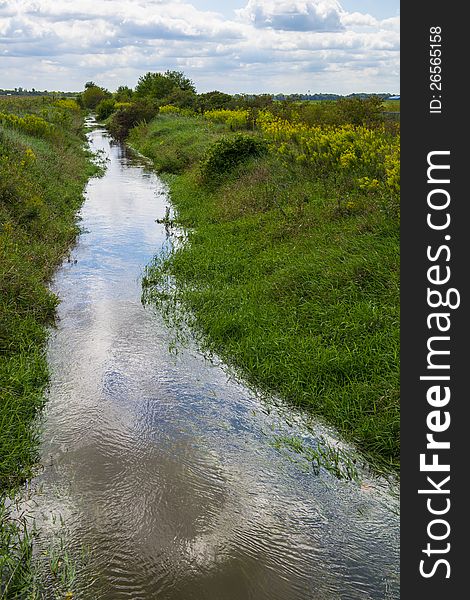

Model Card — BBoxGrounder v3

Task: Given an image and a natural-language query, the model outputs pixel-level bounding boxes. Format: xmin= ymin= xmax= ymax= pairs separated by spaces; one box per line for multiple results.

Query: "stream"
xmin=28 ymin=122 xmax=399 ymax=599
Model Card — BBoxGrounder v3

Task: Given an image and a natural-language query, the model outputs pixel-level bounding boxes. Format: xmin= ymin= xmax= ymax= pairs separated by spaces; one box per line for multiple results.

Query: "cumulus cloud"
xmin=0 ymin=0 xmax=399 ymax=95
xmin=237 ymin=0 xmax=344 ymax=32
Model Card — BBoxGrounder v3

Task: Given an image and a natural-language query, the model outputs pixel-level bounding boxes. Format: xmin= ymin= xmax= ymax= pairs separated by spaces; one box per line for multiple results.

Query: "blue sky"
xmin=0 ymin=1 xmax=400 ymax=94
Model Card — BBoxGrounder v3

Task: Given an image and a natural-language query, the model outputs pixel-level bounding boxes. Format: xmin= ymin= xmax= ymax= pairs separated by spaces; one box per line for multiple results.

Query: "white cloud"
xmin=237 ymin=0 xmax=344 ymax=32
xmin=0 ymin=0 xmax=399 ymax=94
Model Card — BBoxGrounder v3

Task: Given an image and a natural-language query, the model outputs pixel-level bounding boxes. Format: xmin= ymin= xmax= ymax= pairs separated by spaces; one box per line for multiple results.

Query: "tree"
xmin=236 ymin=94 xmax=273 ymax=110
xmin=96 ymin=98 xmax=117 ymax=121
xmin=107 ymin=101 xmax=158 ymax=139
xmin=81 ymin=85 xmax=111 ymax=109
xmin=164 ymin=70 xmax=196 ymax=94
xmin=336 ymin=95 xmax=384 ymax=125
xmin=135 ymin=70 xmax=195 ymax=103
xmin=165 ymin=88 xmax=197 ymax=110
xmin=197 ymin=91 xmax=235 ymax=112
xmin=135 ymin=72 xmax=175 ymax=101
xmin=114 ymin=85 xmax=134 ymax=102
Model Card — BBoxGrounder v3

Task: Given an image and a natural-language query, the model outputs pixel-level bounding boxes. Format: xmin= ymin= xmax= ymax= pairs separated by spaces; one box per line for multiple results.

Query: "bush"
xmin=80 ymin=85 xmax=111 ymax=110
xmin=200 ymin=134 xmax=267 ymax=181
xmin=159 ymin=105 xmax=182 ymax=115
xmin=336 ymin=96 xmax=384 ymax=126
xmin=107 ymin=101 xmax=158 ymax=140
xmin=203 ymin=109 xmax=250 ymax=130
xmin=0 ymin=112 xmax=53 ymax=138
xmin=96 ymin=98 xmax=116 ymax=121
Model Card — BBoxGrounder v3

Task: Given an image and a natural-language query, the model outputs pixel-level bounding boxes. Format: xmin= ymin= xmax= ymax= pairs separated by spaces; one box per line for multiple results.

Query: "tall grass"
xmin=1 ymin=96 xmax=98 ymax=598
xmin=132 ymin=114 xmax=400 ymax=472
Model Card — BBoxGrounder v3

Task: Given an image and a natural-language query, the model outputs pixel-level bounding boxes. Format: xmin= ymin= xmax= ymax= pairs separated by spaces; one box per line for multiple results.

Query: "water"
xmin=29 ymin=124 xmax=399 ymax=599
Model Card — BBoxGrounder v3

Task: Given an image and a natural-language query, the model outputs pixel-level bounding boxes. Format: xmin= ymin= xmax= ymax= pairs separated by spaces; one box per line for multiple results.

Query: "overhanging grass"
xmin=1 ymin=122 xmax=97 ymax=490
xmin=1 ymin=97 xmax=99 ymax=597
xmin=133 ymin=115 xmax=400 ymax=472
xmin=128 ymin=114 xmax=227 ymax=173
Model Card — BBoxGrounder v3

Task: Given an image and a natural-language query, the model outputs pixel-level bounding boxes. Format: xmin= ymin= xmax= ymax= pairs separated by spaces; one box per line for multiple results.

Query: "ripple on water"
xmin=29 ymin=126 xmax=399 ymax=600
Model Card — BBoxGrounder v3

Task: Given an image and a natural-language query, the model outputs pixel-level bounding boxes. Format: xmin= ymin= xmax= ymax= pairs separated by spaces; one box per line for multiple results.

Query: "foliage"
xmin=54 ymin=99 xmax=80 ymax=112
xmin=197 ymin=91 xmax=235 ymax=112
xmin=132 ymin=113 xmax=399 ymax=471
xmin=0 ymin=112 xmax=53 ymax=138
xmin=0 ymin=95 xmax=99 ymax=596
xmin=114 ymin=85 xmax=134 ymax=102
xmin=135 ymin=72 xmax=175 ymax=100
xmin=128 ymin=114 xmax=225 ymax=174
xmin=164 ymin=88 xmax=197 ymax=110
xmin=164 ymin=70 xmax=196 ymax=93
xmin=203 ymin=109 xmax=251 ymax=130
xmin=257 ymin=110 xmax=400 ymax=214
xmin=96 ymin=98 xmax=117 ymax=121
xmin=200 ymin=133 xmax=268 ymax=181
xmin=336 ymin=95 xmax=384 ymax=125
xmin=107 ymin=101 xmax=158 ymax=139
xmin=80 ymin=85 xmax=111 ymax=110
xmin=158 ymin=104 xmax=182 ymax=114
xmin=235 ymin=93 xmax=274 ymax=110
xmin=135 ymin=70 xmax=196 ymax=103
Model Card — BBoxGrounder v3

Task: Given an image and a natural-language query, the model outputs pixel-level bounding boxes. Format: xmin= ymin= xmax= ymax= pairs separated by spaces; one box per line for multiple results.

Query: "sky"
xmin=0 ymin=1 xmax=400 ymax=95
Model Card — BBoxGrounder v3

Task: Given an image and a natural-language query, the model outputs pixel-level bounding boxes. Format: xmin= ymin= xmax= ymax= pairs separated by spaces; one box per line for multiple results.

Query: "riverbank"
xmin=0 ymin=98 xmax=99 ymax=596
xmin=129 ymin=113 xmax=400 ymax=472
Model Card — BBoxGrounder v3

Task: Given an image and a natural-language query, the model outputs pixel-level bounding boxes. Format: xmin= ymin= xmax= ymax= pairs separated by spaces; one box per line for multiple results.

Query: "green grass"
xmin=1 ymin=96 xmax=99 ymax=598
xmin=128 ymin=113 xmax=227 ymax=173
xmin=132 ymin=114 xmax=400 ymax=473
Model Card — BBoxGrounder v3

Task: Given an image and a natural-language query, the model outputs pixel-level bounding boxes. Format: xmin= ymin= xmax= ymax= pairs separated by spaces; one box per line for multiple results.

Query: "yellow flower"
xmin=24 ymin=147 xmax=36 ymax=161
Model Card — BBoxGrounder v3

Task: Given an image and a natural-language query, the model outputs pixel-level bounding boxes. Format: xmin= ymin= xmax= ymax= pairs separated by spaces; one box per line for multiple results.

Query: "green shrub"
xmin=80 ymin=85 xmax=111 ymax=110
xmin=200 ymin=134 xmax=267 ymax=181
xmin=203 ymin=109 xmax=250 ymax=130
xmin=96 ymin=98 xmax=116 ymax=121
xmin=0 ymin=112 xmax=53 ymax=138
xmin=159 ymin=104 xmax=182 ymax=115
xmin=107 ymin=101 xmax=158 ymax=139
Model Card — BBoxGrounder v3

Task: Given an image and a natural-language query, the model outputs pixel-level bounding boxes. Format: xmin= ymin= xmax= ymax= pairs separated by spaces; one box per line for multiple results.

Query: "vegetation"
xmin=0 ymin=95 xmax=99 ymax=597
xmin=77 ymin=83 xmax=111 ymax=110
xmin=0 ymin=71 xmax=400 ymax=593
xmin=106 ymin=100 xmax=158 ymax=139
xmin=199 ymin=134 xmax=268 ymax=181
xmin=127 ymin=100 xmax=399 ymax=473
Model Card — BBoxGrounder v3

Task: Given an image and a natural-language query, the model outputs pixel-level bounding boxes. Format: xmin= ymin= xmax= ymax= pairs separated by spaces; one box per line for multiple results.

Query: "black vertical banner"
xmin=401 ymin=3 xmax=467 ymax=598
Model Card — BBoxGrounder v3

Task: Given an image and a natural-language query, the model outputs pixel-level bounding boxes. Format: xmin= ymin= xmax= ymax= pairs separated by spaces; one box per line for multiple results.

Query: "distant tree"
xmin=197 ymin=91 xmax=235 ymax=112
xmin=336 ymin=95 xmax=384 ymax=125
xmin=135 ymin=70 xmax=195 ymax=103
xmin=164 ymin=88 xmax=197 ymax=110
xmin=163 ymin=70 xmax=196 ymax=94
xmin=114 ymin=85 xmax=134 ymax=102
xmin=81 ymin=85 xmax=111 ymax=109
xmin=84 ymin=81 xmax=97 ymax=89
xmin=107 ymin=101 xmax=158 ymax=139
xmin=96 ymin=98 xmax=117 ymax=121
xmin=135 ymin=72 xmax=175 ymax=101
xmin=236 ymin=94 xmax=273 ymax=110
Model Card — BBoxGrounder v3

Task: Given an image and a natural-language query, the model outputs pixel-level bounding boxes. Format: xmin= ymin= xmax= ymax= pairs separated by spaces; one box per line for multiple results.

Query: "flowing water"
xmin=29 ymin=123 xmax=399 ymax=599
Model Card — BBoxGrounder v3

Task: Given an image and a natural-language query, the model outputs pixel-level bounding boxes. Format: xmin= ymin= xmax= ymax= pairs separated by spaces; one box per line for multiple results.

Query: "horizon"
xmin=0 ymin=85 xmax=400 ymax=97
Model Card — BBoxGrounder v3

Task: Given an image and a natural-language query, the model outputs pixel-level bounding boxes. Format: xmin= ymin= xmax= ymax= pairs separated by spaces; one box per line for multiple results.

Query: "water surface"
xmin=31 ymin=124 xmax=399 ymax=599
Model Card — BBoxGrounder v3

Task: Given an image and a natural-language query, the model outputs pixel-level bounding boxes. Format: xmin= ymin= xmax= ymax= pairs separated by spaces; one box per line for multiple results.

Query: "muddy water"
xmin=32 ymin=124 xmax=399 ymax=599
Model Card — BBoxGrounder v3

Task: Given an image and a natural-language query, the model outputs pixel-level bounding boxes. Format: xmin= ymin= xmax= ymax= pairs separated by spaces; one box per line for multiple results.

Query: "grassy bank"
xmin=129 ymin=113 xmax=400 ymax=472
xmin=1 ymin=97 xmax=98 ymax=597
